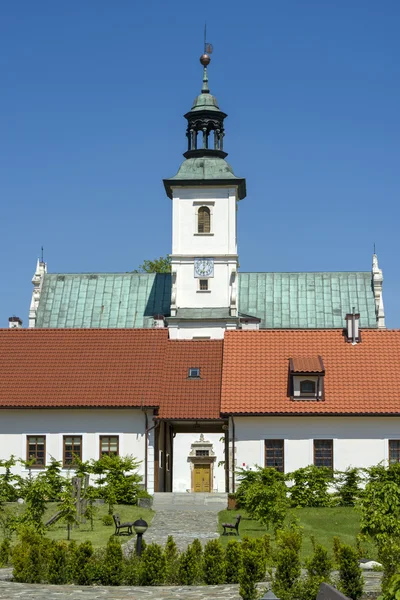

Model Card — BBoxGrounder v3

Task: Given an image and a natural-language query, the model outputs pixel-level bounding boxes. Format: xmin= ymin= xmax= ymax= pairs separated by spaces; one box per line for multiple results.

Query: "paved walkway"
xmin=125 ymin=509 xmax=219 ymax=553
xmin=0 ymin=568 xmax=382 ymax=599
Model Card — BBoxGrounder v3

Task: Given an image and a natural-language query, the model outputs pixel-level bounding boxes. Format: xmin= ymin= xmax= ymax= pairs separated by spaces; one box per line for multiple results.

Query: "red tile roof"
xmin=0 ymin=329 xmax=222 ymax=419
xmin=290 ymin=356 xmax=324 ymax=373
xmin=159 ymin=340 xmax=223 ymax=420
xmin=221 ymin=329 xmax=400 ymax=415
xmin=0 ymin=329 xmax=169 ymax=408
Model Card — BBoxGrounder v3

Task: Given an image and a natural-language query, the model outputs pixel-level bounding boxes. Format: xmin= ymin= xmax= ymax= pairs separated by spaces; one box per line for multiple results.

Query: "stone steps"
xmin=153 ymin=492 xmax=228 ymax=511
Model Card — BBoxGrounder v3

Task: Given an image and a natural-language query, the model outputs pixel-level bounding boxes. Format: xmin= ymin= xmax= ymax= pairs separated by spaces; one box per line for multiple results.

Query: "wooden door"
xmin=193 ymin=464 xmax=211 ymax=492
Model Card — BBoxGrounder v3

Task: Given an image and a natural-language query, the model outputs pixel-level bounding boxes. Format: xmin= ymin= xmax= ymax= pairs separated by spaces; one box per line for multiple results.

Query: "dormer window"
xmin=188 ymin=367 xmax=200 ymax=379
xmin=198 ymin=206 xmax=211 ymax=233
xmin=289 ymin=356 xmax=325 ymax=401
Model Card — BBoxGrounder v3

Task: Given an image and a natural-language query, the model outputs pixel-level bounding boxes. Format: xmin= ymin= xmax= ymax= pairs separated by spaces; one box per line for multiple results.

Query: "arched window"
xmin=198 ymin=206 xmax=211 ymax=233
xmin=300 ymin=380 xmax=316 ymax=395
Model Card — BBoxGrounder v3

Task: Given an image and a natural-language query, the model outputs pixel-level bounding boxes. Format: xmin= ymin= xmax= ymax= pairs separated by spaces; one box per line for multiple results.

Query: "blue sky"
xmin=1 ymin=1 xmax=399 ymax=327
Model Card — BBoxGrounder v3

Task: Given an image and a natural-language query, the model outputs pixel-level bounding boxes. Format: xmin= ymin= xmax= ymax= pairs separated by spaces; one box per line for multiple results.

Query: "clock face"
xmin=194 ymin=258 xmax=214 ymax=278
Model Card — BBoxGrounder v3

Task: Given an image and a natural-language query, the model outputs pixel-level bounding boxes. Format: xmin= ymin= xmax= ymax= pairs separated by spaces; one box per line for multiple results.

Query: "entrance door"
xmin=193 ymin=464 xmax=211 ymax=492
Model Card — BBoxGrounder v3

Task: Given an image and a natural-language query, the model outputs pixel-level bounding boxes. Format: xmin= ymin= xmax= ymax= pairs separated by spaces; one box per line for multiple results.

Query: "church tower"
xmin=164 ymin=51 xmax=246 ymax=339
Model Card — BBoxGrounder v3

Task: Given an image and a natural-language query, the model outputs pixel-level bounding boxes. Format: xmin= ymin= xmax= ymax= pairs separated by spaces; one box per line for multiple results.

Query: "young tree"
xmin=237 ymin=466 xmax=288 ymax=530
xmin=58 ymin=481 xmax=79 ymax=540
xmin=133 ymin=256 xmax=171 ymax=273
xmin=360 ymin=463 xmax=400 ymax=540
xmin=22 ymin=474 xmax=51 ymax=532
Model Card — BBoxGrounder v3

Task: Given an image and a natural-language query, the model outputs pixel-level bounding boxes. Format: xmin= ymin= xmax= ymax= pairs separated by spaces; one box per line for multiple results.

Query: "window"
xmin=196 ymin=450 xmax=209 ymax=456
xmin=265 ymin=440 xmax=284 ymax=472
xmin=389 ymin=440 xmax=400 ymax=464
xmin=63 ymin=436 xmax=82 ymax=467
xmin=26 ymin=436 xmax=46 ymax=467
xmin=199 ymin=279 xmax=208 ymax=291
xmin=159 ymin=450 xmax=164 ymax=469
xmin=188 ymin=367 xmax=200 ymax=378
xmin=314 ymin=440 xmax=333 ymax=469
xmin=166 ymin=453 xmax=170 ymax=471
xmin=300 ymin=380 xmax=316 ymax=395
xmin=100 ymin=436 xmax=119 ymax=457
xmin=198 ymin=206 xmax=211 ymax=233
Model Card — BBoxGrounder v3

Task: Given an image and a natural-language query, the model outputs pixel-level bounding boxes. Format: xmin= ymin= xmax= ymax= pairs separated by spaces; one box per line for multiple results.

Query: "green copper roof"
xmin=190 ymin=66 xmax=221 ymax=112
xmin=35 ymin=271 xmax=377 ymax=330
xmin=35 ymin=273 xmax=171 ymax=328
xmin=171 ymin=157 xmax=240 ymax=181
xmin=239 ymin=272 xmax=377 ymax=329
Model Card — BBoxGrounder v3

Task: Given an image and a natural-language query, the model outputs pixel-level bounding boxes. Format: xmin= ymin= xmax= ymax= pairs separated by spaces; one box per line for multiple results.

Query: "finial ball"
xmin=200 ymin=53 xmax=211 ymax=66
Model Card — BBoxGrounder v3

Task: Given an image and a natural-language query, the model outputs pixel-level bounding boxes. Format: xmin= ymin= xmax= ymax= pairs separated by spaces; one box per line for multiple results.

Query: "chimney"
xmin=345 ymin=308 xmax=360 ymax=344
xmin=9 ymin=316 xmax=23 ymax=329
xmin=152 ymin=314 xmax=165 ymax=328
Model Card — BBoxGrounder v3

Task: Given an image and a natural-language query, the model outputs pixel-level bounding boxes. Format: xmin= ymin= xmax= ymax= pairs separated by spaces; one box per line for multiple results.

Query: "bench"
xmin=222 ymin=514 xmax=241 ymax=535
xmin=113 ymin=513 xmax=134 ymax=536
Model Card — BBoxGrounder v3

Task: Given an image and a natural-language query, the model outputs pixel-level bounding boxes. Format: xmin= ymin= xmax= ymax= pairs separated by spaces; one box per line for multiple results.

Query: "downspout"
xmin=143 ymin=409 xmax=158 ymax=492
xmin=231 ymin=415 xmax=236 ymax=494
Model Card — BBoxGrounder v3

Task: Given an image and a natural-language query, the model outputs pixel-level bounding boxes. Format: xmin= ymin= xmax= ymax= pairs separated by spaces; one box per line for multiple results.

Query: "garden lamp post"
xmin=261 ymin=592 xmax=279 ymax=600
xmin=133 ymin=517 xmax=148 ymax=556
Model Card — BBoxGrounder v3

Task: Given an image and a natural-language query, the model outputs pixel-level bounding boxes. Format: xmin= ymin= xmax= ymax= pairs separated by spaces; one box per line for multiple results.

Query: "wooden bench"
xmin=113 ymin=513 xmax=134 ymax=536
xmin=222 ymin=514 xmax=241 ymax=535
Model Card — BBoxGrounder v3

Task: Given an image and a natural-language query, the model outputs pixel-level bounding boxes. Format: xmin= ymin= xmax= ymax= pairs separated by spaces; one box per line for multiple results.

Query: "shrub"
xmin=12 ymin=525 xmax=50 ymax=583
xmin=139 ymin=542 xmax=166 ymax=585
xmin=203 ymin=539 xmax=226 ymax=584
xmin=299 ymin=543 xmax=333 ymax=600
xmin=225 ymin=539 xmax=243 ymax=583
xmin=337 ymin=544 xmax=364 ymax=600
xmin=102 ymin=514 xmax=114 ymax=526
xmin=271 ymin=525 xmax=302 ymax=600
xmin=237 ymin=466 xmax=288 ymax=530
xmin=99 ymin=536 xmax=124 ymax=585
xmin=239 ymin=542 xmax=260 ymax=600
xmin=178 ymin=543 xmax=199 ymax=585
xmin=377 ymin=536 xmax=400 ymax=592
xmin=360 ymin=463 xmax=400 ymax=540
xmin=73 ymin=540 xmax=94 ymax=585
xmin=124 ymin=550 xmax=140 ymax=585
xmin=379 ymin=573 xmax=400 ymax=600
xmin=47 ymin=541 xmax=69 ymax=584
xmin=287 ymin=465 xmax=333 ymax=507
xmin=333 ymin=536 xmax=342 ymax=566
xmin=0 ymin=537 xmax=11 ymax=567
xmin=335 ymin=468 xmax=362 ymax=506
xmin=164 ymin=535 xmax=179 ymax=584
xmin=0 ymin=504 xmax=18 ymax=539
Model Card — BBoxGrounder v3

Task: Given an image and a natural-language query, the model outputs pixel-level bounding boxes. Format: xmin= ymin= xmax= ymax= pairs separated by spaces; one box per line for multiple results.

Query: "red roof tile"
xmin=0 ymin=329 xmax=222 ymax=420
xmin=290 ymin=356 xmax=324 ymax=373
xmin=159 ymin=340 xmax=223 ymax=420
xmin=221 ymin=329 xmax=400 ymax=415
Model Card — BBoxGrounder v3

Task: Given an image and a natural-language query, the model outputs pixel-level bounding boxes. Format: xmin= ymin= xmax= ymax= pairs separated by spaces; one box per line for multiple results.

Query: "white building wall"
xmin=173 ymin=433 xmax=225 ymax=492
xmin=234 ymin=416 xmax=400 ymax=474
xmin=0 ymin=408 xmax=155 ymax=494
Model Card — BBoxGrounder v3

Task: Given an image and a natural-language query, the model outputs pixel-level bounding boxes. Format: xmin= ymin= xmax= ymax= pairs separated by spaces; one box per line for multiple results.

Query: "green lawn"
xmin=218 ymin=507 xmax=376 ymax=560
xmin=1 ymin=502 xmax=154 ymax=548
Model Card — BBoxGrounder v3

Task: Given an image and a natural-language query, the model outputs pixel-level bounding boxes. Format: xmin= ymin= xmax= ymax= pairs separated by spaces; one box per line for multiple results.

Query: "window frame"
xmin=99 ymin=435 xmax=119 ymax=458
xmin=265 ymin=439 xmax=285 ymax=473
xmin=389 ymin=440 xmax=400 ymax=464
xmin=188 ymin=367 xmax=201 ymax=379
xmin=199 ymin=279 xmax=209 ymax=291
xmin=197 ymin=206 xmax=211 ymax=233
xmin=26 ymin=435 xmax=46 ymax=468
xmin=63 ymin=435 xmax=83 ymax=467
xmin=314 ymin=439 xmax=333 ymax=469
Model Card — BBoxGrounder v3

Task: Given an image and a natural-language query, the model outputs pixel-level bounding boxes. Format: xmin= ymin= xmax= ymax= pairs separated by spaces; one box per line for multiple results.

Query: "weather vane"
xmin=204 ymin=23 xmax=213 ymax=55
